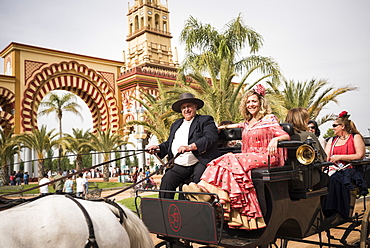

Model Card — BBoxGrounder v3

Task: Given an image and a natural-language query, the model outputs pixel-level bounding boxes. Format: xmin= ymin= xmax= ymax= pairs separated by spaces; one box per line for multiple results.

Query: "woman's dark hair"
xmin=308 ymin=120 xmax=321 ymax=137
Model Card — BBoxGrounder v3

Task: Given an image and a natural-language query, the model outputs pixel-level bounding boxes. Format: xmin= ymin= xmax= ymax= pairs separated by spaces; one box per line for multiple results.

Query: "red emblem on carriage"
xmin=168 ymin=204 xmax=182 ymax=232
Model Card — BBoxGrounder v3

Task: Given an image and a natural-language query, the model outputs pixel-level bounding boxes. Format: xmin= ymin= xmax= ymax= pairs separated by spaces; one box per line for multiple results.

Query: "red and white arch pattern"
xmin=0 ymin=86 xmax=15 ymax=109
xmin=0 ymin=111 xmax=14 ymax=130
xmin=21 ymin=61 xmax=119 ymax=132
xmin=0 ymin=87 xmax=15 ymax=130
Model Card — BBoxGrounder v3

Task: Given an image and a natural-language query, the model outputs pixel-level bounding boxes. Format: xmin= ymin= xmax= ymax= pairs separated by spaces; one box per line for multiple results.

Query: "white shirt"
xmin=171 ymin=118 xmax=199 ymax=166
xmin=83 ymin=172 xmax=90 ymax=181
xmin=39 ymin=178 xmax=50 ymax=194
xmin=76 ymin=177 xmax=86 ymax=193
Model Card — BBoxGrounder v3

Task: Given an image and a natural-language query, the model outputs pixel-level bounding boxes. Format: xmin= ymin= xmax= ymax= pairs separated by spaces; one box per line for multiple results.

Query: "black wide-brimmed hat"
xmin=171 ymin=93 xmax=204 ymax=113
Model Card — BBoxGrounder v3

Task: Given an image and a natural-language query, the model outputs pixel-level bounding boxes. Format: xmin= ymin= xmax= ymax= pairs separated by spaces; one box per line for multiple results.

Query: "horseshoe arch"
xmin=21 ymin=61 xmax=120 ymax=132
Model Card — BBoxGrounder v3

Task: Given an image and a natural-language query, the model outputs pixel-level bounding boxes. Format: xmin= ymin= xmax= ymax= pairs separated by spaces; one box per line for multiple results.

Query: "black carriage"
xmin=138 ymin=123 xmax=370 ymax=248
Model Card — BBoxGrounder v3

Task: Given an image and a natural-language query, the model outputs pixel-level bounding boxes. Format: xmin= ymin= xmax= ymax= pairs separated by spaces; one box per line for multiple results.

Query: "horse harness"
xmin=64 ymin=195 xmax=127 ymax=248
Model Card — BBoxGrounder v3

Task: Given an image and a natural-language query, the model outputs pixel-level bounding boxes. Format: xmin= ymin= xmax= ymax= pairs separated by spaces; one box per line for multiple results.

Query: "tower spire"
xmin=125 ymin=0 xmax=177 ymax=68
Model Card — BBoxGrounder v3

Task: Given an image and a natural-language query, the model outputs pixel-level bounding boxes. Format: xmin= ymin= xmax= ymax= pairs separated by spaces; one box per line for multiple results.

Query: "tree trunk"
xmin=58 ymin=115 xmax=62 ymax=171
xmin=1 ymin=163 xmax=9 ymax=185
xmin=103 ymin=163 xmax=109 ymax=182
xmin=102 ymin=153 xmax=110 ymax=183
xmin=76 ymin=155 xmax=83 ymax=172
xmin=38 ymin=159 xmax=45 ymax=181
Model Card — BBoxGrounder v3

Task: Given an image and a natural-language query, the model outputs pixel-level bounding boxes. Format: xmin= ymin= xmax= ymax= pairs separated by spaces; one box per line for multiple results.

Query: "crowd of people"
xmin=38 ymin=170 xmax=91 ymax=197
xmin=9 ymin=171 xmax=29 ymax=185
xmin=7 ymin=165 xmax=156 ymax=196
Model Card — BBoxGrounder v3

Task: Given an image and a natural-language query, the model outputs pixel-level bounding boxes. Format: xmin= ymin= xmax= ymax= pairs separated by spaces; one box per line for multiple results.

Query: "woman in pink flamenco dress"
xmin=184 ymin=84 xmax=290 ymax=230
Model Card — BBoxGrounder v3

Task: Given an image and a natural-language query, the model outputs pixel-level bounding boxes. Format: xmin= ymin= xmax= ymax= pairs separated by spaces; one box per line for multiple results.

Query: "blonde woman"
xmin=184 ymin=84 xmax=290 ymax=230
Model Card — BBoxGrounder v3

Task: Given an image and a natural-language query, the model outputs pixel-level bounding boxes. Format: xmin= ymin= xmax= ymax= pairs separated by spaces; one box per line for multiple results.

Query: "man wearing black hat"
xmin=147 ymin=92 xmax=220 ymax=199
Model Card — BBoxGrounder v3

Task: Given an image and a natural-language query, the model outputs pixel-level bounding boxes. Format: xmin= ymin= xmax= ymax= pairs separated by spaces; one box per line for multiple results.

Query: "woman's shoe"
xmin=182 ymin=183 xmax=212 ymax=202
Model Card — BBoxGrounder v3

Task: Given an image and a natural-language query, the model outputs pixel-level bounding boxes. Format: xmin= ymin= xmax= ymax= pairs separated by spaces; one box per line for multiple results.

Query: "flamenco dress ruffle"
xmin=200 ymin=151 xmax=281 ymax=230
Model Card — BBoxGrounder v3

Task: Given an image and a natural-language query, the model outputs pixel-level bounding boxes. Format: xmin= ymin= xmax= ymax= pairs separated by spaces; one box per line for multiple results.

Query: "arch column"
xmin=13 ymin=154 xmax=20 ymax=172
xmin=33 ymin=151 xmax=38 ymax=178
xmin=135 ymin=136 xmax=146 ymax=170
xmin=22 ymin=147 xmax=33 ymax=176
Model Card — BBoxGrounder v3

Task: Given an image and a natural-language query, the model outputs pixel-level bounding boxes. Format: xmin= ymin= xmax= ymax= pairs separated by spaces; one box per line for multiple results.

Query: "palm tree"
xmin=0 ymin=128 xmax=20 ymax=185
xmin=17 ymin=125 xmax=59 ymax=180
xmin=267 ymin=78 xmax=357 ymax=124
xmin=64 ymin=128 xmax=94 ymax=172
xmin=177 ymin=15 xmax=282 ymax=124
xmin=38 ymin=91 xmax=82 ymax=170
xmin=90 ymin=128 xmax=131 ymax=182
xmin=124 ymin=80 xmax=180 ymax=143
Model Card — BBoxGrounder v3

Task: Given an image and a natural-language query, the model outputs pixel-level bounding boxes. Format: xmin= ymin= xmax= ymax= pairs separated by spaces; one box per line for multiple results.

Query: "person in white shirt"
xmin=83 ymin=170 xmax=90 ymax=193
xmin=147 ymin=93 xmax=220 ymax=199
xmin=39 ymin=173 xmax=51 ymax=196
xmin=75 ymin=173 xmax=86 ymax=197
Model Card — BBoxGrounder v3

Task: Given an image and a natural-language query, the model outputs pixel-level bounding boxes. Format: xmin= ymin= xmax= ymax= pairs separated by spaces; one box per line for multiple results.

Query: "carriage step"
xmin=219 ymin=236 xmax=258 ymax=247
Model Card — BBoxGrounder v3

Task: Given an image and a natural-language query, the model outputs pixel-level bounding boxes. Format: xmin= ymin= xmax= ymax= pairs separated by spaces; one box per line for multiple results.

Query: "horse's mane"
xmin=108 ymin=203 xmax=154 ymax=248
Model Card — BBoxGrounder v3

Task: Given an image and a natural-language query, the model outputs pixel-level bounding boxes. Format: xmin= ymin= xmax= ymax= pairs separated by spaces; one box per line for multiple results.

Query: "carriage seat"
xmin=218 ymin=123 xmax=299 ymax=183
xmin=251 ymin=123 xmax=297 ymax=180
xmin=217 ymin=123 xmax=296 ymax=155
xmin=251 ymin=122 xmax=329 ymax=200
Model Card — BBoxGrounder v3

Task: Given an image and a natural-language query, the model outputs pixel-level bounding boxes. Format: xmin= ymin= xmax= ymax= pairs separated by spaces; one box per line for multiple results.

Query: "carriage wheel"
xmin=360 ymin=209 xmax=370 ymax=248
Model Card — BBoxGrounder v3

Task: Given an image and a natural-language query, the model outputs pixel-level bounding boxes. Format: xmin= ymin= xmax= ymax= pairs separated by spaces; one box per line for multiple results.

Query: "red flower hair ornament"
xmin=338 ymin=111 xmax=350 ymax=119
xmin=253 ymin=84 xmax=266 ymax=97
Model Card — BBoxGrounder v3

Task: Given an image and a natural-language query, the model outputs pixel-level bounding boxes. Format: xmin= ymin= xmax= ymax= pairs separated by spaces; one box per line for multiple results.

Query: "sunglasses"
xmin=308 ymin=126 xmax=315 ymax=130
xmin=332 ymin=124 xmax=341 ymax=128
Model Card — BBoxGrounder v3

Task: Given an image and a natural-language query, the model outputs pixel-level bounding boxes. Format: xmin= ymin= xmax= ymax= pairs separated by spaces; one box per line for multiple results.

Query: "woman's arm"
xmin=329 ymin=134 xmax=366 ymax=163
xmin=267 ymin=134 xmax=290 ymax=156
xmin=218 ymin=123 xmax=241 ymax=130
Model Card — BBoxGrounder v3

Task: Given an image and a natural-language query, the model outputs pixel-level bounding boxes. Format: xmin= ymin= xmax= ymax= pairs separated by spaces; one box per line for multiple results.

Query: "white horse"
xmin=0 ymin=195 xmax=153 ymax=248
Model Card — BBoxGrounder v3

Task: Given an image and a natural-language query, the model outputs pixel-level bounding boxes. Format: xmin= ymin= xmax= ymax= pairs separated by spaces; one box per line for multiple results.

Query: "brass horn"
xmin=296 ymin=144 xmax=315 ymax=165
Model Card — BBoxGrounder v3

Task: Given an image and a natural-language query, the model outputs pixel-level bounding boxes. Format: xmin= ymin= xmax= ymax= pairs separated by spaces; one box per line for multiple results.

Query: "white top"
xmin=171 ymin=118 xmax=199 ymax=166
xmin=83 ymin=171 xmax=90 ymax=180
xmin=39 ymin=178 xmax=50 ymax=194
xmin=76 ymin=177 xmax=86 ymax=193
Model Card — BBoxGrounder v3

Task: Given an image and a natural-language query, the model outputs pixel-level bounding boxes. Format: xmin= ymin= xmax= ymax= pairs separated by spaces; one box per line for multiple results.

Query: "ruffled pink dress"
xmin=199 ymin=114 xmax=288 ymax=229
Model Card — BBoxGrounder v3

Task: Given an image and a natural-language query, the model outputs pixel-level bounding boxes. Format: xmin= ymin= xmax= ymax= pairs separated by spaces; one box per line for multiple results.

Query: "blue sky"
xmin=1 ymin=0 xmax=369 ymax=135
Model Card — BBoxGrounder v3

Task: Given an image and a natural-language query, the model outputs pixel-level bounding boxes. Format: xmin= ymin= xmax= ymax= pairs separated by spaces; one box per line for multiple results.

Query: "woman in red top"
xmin=323 ymin=111 xmax=367 ymax=218
xmin=325 ymin=111 xmax=365 ymax=173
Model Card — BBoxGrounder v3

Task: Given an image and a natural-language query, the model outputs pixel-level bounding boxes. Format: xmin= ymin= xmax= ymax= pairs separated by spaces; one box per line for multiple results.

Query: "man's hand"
xmin=177 ymin=143 xmax=196 ymax=154
xmin=147 ymin=145 xmax=160 ymax=154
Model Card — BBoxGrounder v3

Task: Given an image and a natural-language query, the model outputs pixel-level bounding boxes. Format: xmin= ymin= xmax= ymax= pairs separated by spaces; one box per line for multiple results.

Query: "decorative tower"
xmin=117 ymin=0 xmax=179 ymax=169
xmin=125 ymin=0 xmax=178 ymax=68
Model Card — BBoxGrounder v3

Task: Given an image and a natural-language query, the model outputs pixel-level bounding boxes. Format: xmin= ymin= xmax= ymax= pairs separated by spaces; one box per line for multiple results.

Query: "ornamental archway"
xmin=21 ymin=61 xmax=120 ymax=132
xmin=0 ymin=86 xmax=15 ymax=130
